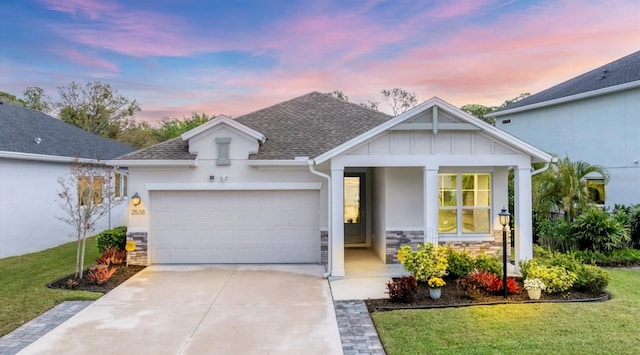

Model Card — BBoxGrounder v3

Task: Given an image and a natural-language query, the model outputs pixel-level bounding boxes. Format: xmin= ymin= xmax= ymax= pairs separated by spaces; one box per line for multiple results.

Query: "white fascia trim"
xmin=439 ymin=236 xmax=495 ymax=242
xmin=180 ymin=115 xmax=266 ymax=143
xmin=246 ymin=160 xmax=311 ymax=167
xmin=486 ymin=81 xmax=640 ymax=118
xmin=146 ymin=182 xmax=323 ymax=191
xmin=0 ymin=151 xmax=100 ymax=164
xmin=104 ymin=160 xmax=196 ymax=167
xmin=313 ymin=96 xmax=553 ymax=165
xmin=331 ymin=154 xmax=533 ymax=169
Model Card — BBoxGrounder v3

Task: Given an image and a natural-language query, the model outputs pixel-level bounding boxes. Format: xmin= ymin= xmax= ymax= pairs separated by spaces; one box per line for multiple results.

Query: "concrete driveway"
xmin=20 ymin=265 xmax=343 ymax=355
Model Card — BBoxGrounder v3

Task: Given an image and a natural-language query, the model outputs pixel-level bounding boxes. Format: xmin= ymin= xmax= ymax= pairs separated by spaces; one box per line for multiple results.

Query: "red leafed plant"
xmin=86 ymin=264 xmax=117 ymax=285
xmin=96 ymin=247 xmax=127 ymax=265
xmin=465 ymin=269 xmax=522 ymax=295
xmin=386 ymin=276 xmax=418 ymax=302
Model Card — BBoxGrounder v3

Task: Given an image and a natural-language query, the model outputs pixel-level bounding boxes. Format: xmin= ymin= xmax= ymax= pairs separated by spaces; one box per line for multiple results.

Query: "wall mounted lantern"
xmin=131 ymin=192 xmax=141 ymax=207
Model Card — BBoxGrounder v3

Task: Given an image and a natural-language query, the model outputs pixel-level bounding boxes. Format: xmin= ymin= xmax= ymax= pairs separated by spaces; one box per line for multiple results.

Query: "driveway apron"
xmin=19 ymin=265 xmax=343 ymax=355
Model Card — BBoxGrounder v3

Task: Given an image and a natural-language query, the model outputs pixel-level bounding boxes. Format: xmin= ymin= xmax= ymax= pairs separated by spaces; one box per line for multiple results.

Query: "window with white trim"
xmin=438 ymin=173 xmax=491 ymax=235
xmin=216 ymin=137 xmax=231 ymax=166
xmin=114 ymin=172 xmax=128 ymax=198
xmin=78 ymin=176 xmax=104 ymax=206
xmin=586 ymin=178 xmax=605 ymax=205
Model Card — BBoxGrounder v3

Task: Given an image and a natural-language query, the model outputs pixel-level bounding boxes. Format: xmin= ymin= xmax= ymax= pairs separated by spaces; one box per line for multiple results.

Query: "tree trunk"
xmin=75 ymin=230 xmax=82 ymax=279
xmin=79 ymin=228 xmax=88 ymax=279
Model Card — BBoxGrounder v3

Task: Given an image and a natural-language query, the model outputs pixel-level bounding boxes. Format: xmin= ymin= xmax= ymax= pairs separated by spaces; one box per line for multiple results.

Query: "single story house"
xmin=109 ymin=92 xmax=553 ymax=276
xmin=487 ymin=50 xmax=640 ymax=207
xmin=0 ymin=101 xmax=135 ymax=258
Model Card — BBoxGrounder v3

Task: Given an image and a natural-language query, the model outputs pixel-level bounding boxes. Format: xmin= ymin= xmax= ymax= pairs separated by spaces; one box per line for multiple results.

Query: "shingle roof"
xmin=116 ymin=137 xmax=196 ymax=160
xmin=116 ymin=91 xmax=393 ymax=161
xmin=0 ymin=101 xmax=135 ymax=160
xmin=497 ymin=50 xmax=640 ymax=112
xmin=235 ymin=92 xmax=392 ymax=160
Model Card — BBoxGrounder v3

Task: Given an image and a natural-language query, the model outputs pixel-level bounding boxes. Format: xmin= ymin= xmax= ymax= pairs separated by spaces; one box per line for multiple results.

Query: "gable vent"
xmin=215 ymin=137 xmax=231 ymax=166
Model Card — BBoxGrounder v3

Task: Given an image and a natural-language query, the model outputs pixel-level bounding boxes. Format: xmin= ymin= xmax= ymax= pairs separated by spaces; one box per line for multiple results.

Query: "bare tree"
xmin=57 ymin=159 xmax=123 ymax=279
xmin=381 ymin=88 xmax=418 ymax=115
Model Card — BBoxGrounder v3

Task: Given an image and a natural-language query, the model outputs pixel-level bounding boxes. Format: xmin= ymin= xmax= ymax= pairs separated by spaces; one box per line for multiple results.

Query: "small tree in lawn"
xmin=57 ymin=159 xmax=122 ymax=279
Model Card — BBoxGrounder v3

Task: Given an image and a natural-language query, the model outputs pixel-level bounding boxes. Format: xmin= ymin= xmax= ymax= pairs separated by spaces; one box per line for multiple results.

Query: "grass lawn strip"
xmin=371 ymin=269 xmax=640 ymax=354
xmin=0 ymin=237 xmax=102 ymax=337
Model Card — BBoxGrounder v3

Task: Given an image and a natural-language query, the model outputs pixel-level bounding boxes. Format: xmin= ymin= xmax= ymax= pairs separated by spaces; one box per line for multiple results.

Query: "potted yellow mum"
xmin=427 ymin=277 xmax=446 ymax=299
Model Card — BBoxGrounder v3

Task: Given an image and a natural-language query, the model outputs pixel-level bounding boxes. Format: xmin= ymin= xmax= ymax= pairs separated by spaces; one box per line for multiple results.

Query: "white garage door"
xmin=149 ymin=190 xmax=320 ymax=263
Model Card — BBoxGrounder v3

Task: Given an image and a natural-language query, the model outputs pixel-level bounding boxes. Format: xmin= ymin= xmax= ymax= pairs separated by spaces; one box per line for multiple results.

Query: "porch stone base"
xmin=440 ymin=230 xmax=510 ymax=258
xmin=320 ymin=230 xmax=328 ymax=266
xmin=385 ymin=230 xmax=424 ymax=264
xmin=126 ymin=231 xmax=148 ymax=265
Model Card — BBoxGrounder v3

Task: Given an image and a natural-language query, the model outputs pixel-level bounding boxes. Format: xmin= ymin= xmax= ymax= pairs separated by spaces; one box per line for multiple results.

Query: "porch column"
xmin=330 ymin=167 xmax=345 ymax=277
xmin=423 ymin=167 xmax=439 ymax=245
xmin=514 ymin=166 xmax=533 ymax=272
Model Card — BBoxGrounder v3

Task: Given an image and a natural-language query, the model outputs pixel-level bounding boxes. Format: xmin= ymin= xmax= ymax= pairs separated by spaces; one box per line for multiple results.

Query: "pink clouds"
xmin=23 ymin=0 xmax=640 ymax=123
xmin=55 ymin=48 xmax=119 ymax=74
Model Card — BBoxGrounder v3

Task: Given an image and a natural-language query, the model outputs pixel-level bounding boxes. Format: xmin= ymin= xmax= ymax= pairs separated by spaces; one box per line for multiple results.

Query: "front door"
xmin=344 ymin=173 xmax=366 ymax=244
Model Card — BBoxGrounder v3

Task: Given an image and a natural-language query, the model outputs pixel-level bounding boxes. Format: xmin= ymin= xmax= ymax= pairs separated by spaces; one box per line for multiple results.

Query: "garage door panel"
xmin=150 ymin=190 xmax=319 ymax=263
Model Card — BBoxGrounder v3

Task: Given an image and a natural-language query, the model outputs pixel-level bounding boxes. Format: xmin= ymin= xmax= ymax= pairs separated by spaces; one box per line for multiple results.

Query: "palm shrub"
xmin=571 ymin=208 xmax=629 ymax=251
xmin=613 ymin=204 xmax=640 ymax=249
xmin=397 ymin=243 xmax=448 ymax=282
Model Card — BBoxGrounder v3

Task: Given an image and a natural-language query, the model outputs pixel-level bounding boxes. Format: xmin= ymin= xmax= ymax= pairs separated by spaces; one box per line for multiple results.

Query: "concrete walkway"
xmin=15 ymin=265 xmax=343 ymax=355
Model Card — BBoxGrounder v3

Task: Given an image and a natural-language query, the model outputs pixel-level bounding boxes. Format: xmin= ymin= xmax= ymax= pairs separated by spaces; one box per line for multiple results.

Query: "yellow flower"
xmin=428 ymin=277 xmax=446 ymax=288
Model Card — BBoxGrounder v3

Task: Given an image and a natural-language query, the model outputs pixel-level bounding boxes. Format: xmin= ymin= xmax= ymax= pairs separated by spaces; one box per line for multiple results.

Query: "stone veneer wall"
xmin=320 ymin=230 xmax=328 ymax=266
xmin=440 ymin=230 xmax=510 ymax=258
xmin=127 ymin=231 xmax=148 ymax=265
xmin=385 ymin=230 xmax=424 ymax=264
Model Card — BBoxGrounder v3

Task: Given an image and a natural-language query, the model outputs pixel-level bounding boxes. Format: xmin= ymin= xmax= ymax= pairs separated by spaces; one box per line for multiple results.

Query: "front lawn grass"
xmin=372 ymin=269 xmax=640 ymax=354
xmin=0 ymin=237 xmax=102 ymax=336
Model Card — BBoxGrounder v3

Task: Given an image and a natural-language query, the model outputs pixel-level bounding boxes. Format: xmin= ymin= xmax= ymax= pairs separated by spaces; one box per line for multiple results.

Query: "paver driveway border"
xmin=17 ymin=264 xmax=343 ymax=355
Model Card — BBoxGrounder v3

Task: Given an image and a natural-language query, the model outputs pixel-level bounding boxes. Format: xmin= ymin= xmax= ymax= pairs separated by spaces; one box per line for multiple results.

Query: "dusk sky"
xmin=1 ymin=0 xmax=638 ymax=123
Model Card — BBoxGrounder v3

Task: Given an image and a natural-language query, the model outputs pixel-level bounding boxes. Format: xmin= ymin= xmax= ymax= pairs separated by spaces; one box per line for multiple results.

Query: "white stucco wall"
xmin=497 ymin=88 xmax=640 ymax=206
xmin=0 ymin=158 xmax=127 ymax=258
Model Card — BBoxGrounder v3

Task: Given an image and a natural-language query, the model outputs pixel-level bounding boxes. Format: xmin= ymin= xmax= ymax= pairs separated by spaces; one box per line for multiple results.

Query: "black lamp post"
xmin=498 ymin=207 xmax=511 ymax=298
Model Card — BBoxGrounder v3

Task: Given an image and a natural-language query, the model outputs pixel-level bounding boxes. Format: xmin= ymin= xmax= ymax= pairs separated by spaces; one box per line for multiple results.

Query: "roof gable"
xmin=0 ymin=101 xmax=134 ymax=160
xmin=491 ymin=50 xmax=640 ymax=115
xmin=180 ymin=115 xmax=266 ymax=143
xmin=314 ymin=97 xmax=553 ymax=164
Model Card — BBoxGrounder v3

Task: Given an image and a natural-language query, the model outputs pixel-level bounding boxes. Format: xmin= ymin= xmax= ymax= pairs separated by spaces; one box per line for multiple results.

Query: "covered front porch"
xmin=312 ymin=98 xmax=552 ymax=278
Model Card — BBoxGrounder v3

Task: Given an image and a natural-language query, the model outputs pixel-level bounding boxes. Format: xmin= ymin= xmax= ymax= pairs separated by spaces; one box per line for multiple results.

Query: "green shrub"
xmin=573 ymin=248 xmax=640 ymax=266
xmin=524 ymin=262 xmax=577 ymax=294
xmin=536 ymin=218 xmax=573 ymax=252
xmin=397 ymin=243 xmax=448 ymax=282
xmin=613 ymin=204 xmax=640 ymax=249
xmin=447 ymin=249 xmax=475 ymax=278
xmin=536 ymin=247 xmax=582 ymax=273
xmin=571 ymin=209 xmax=629 ymax=251
xmin=96 ymin=226 xmax=127 ymax=252
xmin=474 ymin=254 xmax=502 ymax=275
xmin=574 ymin=264 xmax=610 ymax=293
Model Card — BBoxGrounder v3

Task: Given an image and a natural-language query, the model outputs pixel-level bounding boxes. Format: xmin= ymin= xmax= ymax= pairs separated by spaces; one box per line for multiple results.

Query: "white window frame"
xmin=114 ymin=172 xmax=128 ymax=199
xmin=438 ymin=172 xmax=492 ymax=238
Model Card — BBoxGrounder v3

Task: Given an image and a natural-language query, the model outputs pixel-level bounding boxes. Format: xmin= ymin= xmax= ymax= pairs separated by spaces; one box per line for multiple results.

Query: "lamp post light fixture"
xmin=498 ymin=207 xmax=511 ymax=298
xmin=131 ymin=193 xmax=141 ymax=207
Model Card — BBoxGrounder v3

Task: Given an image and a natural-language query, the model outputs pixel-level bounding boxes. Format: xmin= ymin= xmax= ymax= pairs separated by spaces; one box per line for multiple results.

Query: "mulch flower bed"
xmin=365 ymin=277 xmax=609 ymax=312
xmin=49 ymin=265 xmax=146 ymax=293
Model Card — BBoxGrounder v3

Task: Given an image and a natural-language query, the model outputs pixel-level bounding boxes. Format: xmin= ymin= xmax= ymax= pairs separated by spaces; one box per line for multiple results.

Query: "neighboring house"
xmin=109 ymin=92 xmax=552 ymax=276
xmin=0 ymin=101 xmax=135 ymax=258
xmin=487 ymin=50 xmax=640 ymax=207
